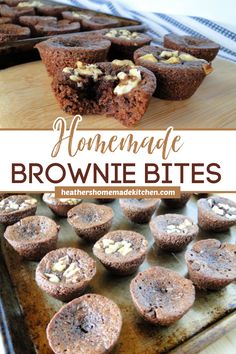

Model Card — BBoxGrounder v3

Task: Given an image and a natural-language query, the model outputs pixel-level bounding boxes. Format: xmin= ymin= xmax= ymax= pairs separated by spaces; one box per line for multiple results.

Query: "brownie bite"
xmin=67 ymin=202 xmax=113 ymax=242
xmin=104 ymin=28 xmax=152 ymax=60
xmin=34 ymin=19 xmax=81 ymax=37
xmin=198 ymin=196 xmax=236 ymax=232
xmin=119 ymin=198 xmax=160 ymax=224
xmin=161 ymin=192 xmax=192 ymax=209
xmin=36 ymin=35 xmax=110 ymax=76
xmin=164 ymin=34 xmax=220 ymax=62
xmin=0 ymin=4 xmax=35 ymax=22
xmin=134 ymin=45 xmax=213 ymax=100
xmin=0 ymin=17 xmax=12 ymax=24
xmin=185 ymin=239 xmax=236 ymax=290
xmin=5 ymin=0 xmax=23 ymax=6
xmin=0 ymin=193 xmax=11 ymax=201
xmin=36 ymin=248 xmax=96 ymax=301
xmin=93 ymin=230 xmax=148 ymax=275
xmin=43 ymin=193 xmax=82 ymax=217
xmin=16 ymin=1 xmax=43 ymax=8
xmin=0 ymin=195 xmax=37 ymax=225
xmin=149 ymin=214 xmax=198 ymax=252
xmin=19 ymin=15 xmax=57 ymax=35
xmin=130 ymin=266 xmax=195 ymax=325
xmin=36 ymin=5 xmax=69 ymax=18
xmin=3 ymin=215 xmax=59 ymax=260
xmin=62 ymin=10 xmax=92 ymax=22
xmin=81 ymin=15 xmax=120 ymax=31
xmin=47 ymin=294 xmax=122 ymax=354
xmin=0 ymin=22 xmax=30 ymax=42
xmin=51 ymin=60 xmax=156 ymax=127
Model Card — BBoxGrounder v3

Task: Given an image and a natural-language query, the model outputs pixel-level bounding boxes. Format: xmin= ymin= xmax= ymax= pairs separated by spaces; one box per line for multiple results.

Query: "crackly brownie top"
xmin=41 ymin=35 xmax=110 ymax=50
xmin=43 ymin=193 xmax=82 ymax=206
xmin=35 ymin=19 xmax=80 ymax=31
xmin=0 ymin=195 xmax=37 ymax=214
xmin=38 ymin=247 xmax=96 ymax=285
xmin=105 ymin=29 xmax=148 ymax=41
xmin=185 ymin=239 xmax=236 ymax=280
xmin=150 ymin=213 xmax=198 ymax=235
xmin=93 ymin=230 xmax=148 ymax=261
xmin=165 ymin=34 xmax=220 ymax=50
xmin=67 ymin=202 xmax=113 ymax=229
xmin=130 ymin=266 xmax=195 ymax=318
xmin=19 ymin=15 xmax=57 ymax=25
xmin=199 ymin=196 xmax=236 ymax=221
xmin=62 ymin=60 xmax=145 ymax=96
xmin=134 ymin=45 xmax=213 ymax=74
xmin=4 ymin=215 xmax=59 ymax=243
xmin=47 ymin=294 xmax=122 ymax=353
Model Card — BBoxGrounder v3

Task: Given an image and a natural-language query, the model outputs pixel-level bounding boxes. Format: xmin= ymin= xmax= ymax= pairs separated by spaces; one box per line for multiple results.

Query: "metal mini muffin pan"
xmin=1 ymin=195 xmax=236 ymax=354
xmin=0 ymin=0 xmax=146 ymax=68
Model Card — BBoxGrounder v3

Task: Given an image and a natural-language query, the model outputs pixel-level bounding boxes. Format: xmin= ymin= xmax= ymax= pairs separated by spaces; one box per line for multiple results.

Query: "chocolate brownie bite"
xmin=19 ymin=14 xmax=57 ymax=35
xmin=198 ymin=196 xmax=236 ymax=232
xmin=67 ymin=202 xmax=113 ymax=242
xmin=0 ymin=4 xmax=35 ymax=22
xmin=36 ymin=248 xmax=96 ymax=301
xmin=36 ymin=35 xmax=110 ymax=76
xmin=81 ymin=15 xmax=120 ymax=31
xmin=104 ymin=29 xmax=152 ymax=60
xmin=34 ymin=19 xmax=81 ymax=37
xmin=164 ymin=34 xmax=220 ymax=62
xmin=93 ymin=230 xmax=148 ymax=275
xmin=162 ymin=192 xmax=192 ymax=209
xmin=3 ymin=215 xmax=59 ymax=260
xmin=0 ymin=195 xmax=37 ymax=225
xmin=185 ymin=239 xmax=236 ymax=290
xmin=36 ymin=5 xmax=69 ymax=18
xmin=149 ymin=214 xmax=198 ymax=252
xmin=119 ymin=198 xmax=160 ymax=224
xmin=130 ymin=266 xmax=195 ymax=325
xmin=5 ymin=0 xmax=23 ymax=6
xmin=0 ymin=23 xmax=30 ymax=43
xmin=0 ymin=17 xmax=12 ymax=24
xmin=47 ymin=294 xmax=122 ymax=354
xmin=16 ymin=1 xmax=43 ymax=8
xmin=134 ymin=45 xmax=213 ymax=100
xmin=51 ymin=61 xmax=156 ymax=127
xmin=62 ymin=10 xmax=92 ymax=22
xmin=43 ymin=193 xmax=82 ymax=217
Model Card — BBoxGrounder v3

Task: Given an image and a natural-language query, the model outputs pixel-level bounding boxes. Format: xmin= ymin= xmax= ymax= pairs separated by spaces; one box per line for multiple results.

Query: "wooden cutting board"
xmin=0 ymin=58 xmax=236 ymax=129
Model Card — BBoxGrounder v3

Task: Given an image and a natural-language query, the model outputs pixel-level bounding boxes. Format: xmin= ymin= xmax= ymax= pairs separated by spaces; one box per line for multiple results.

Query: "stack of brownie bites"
xmin=1 ymin=192 xmax=236 ymax=353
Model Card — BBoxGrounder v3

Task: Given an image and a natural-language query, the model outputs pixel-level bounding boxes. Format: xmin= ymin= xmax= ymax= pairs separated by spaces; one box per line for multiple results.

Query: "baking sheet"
xmin=1 ymin=196 xmax=236 ymax=354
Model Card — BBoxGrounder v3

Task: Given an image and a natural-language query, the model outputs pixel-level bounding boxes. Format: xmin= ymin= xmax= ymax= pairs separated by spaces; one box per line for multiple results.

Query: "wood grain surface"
xmin=0 ymin=58 xmax=236 ymax=129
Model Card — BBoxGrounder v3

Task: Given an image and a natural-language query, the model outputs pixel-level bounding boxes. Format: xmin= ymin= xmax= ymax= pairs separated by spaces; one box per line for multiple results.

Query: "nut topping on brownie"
xmin=63 ymin=61 xmax=103 ymax=86
xmin=105 ymin=29 xmax=140 ymax=40
xmin=208 ymin=198 xmax=236 ymax=219
xmin=111 ymin=59 xmax=136 ymax=67
xmin=166 ymin=218 xmax=193 ymax=234
xmin=96 ymin=238 xmax=133 ymax=256
xmin=0 ymin=197 xmax=37 ymax=212
xmin=17 ymin=1 xmax=42 ymax=7
xmin=114 ymin=68 xmax=141 ymax=95
xmin=70 ymin=11 xmax=91 ymax=19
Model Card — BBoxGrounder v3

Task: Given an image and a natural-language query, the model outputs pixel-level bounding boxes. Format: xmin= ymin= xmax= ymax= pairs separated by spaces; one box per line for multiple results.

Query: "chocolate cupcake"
xmin=47 ymin=294 xmax=122 ymax=354
xmin=42 ymin=193 xmax=82 ymax=217
xmin=198 ymin=196 xmax=236 ymax=232
xmin=93 ymin=230 xmax=148 ymax=275
xmin=130 ymin=266 xmax=195 ymax=325
xmin=62 ymin=10 xmax=92 ymax=22
xmin=134 ymin=45 xmax=213 ymax=100
xmin=36 ymin=35 xmax=110 ymax=76
xmin=119 ymin=198 xmax=160 ymax=224
xmin=81 ymin=15 xmax=120 ymax=31
xmin=36 ymin=5 xmax=69 ymax=18
xmin=67 ymin=202 xmax=113 ymax=242
xmin=164 ymin=34 xmax=220 ymax=62
xmin=36 ymin=248 xmax=96 ymax=301
xmin=104 ymin=29 xmax=152 ymax=60
xmin=34 ymin=19 xmax=81 ymax=37
xmin=0 ymin=195 xmax=37 ymax=225
xmin=161 ymin=193 xmax=192 ymax=209
xmin=52 ymin=61 xmax=156 ymax=127
xmin=0 ymin=4 xmax=35 ymax=22
xmin=149 ymin=214 xmax=198 ymax=252
xmin=3 ymin=215 xmax=59 ymax=260
xmin=185 ymin=239 xmax=236 ymax=290
xmin=19 ymin=15 xmax=57 ymax=34
xmin=0 ymin=17 xmax=12 ymax=24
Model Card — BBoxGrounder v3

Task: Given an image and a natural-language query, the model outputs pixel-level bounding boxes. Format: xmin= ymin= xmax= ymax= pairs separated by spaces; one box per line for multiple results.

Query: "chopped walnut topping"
xmin=52 ymin=255 xmax=70 ymax=272
xmin=17 ymin=1 xmax=43 ymax=7
xmin=101 ymin=238 xmax=133 ymax=256
xmin=208 ymin=199 xmax=236 ymax=219
xmin=114 ymin=68 xmax=141 ymax=95
xmin=166 ymin=219 xmax=193 ymax=234
xmin=105 ymin=29 xmax=140 ymax=40
xmin=63 ymin=62 xmax=103 ymax=87
xmin=71 ymin=11 xmax=91 ymax=19
xmin=112 ymin=59 xmax=135 ymax=67
xmin=0 ymin=197 xmax=37 ymax=212
xmin=139 ymin=53 xmax=158 ymax=62
xmin=44 ymin=273 xmax=60 ymax=283
xmin=45 ymin=255 xmax=83 ymax=284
